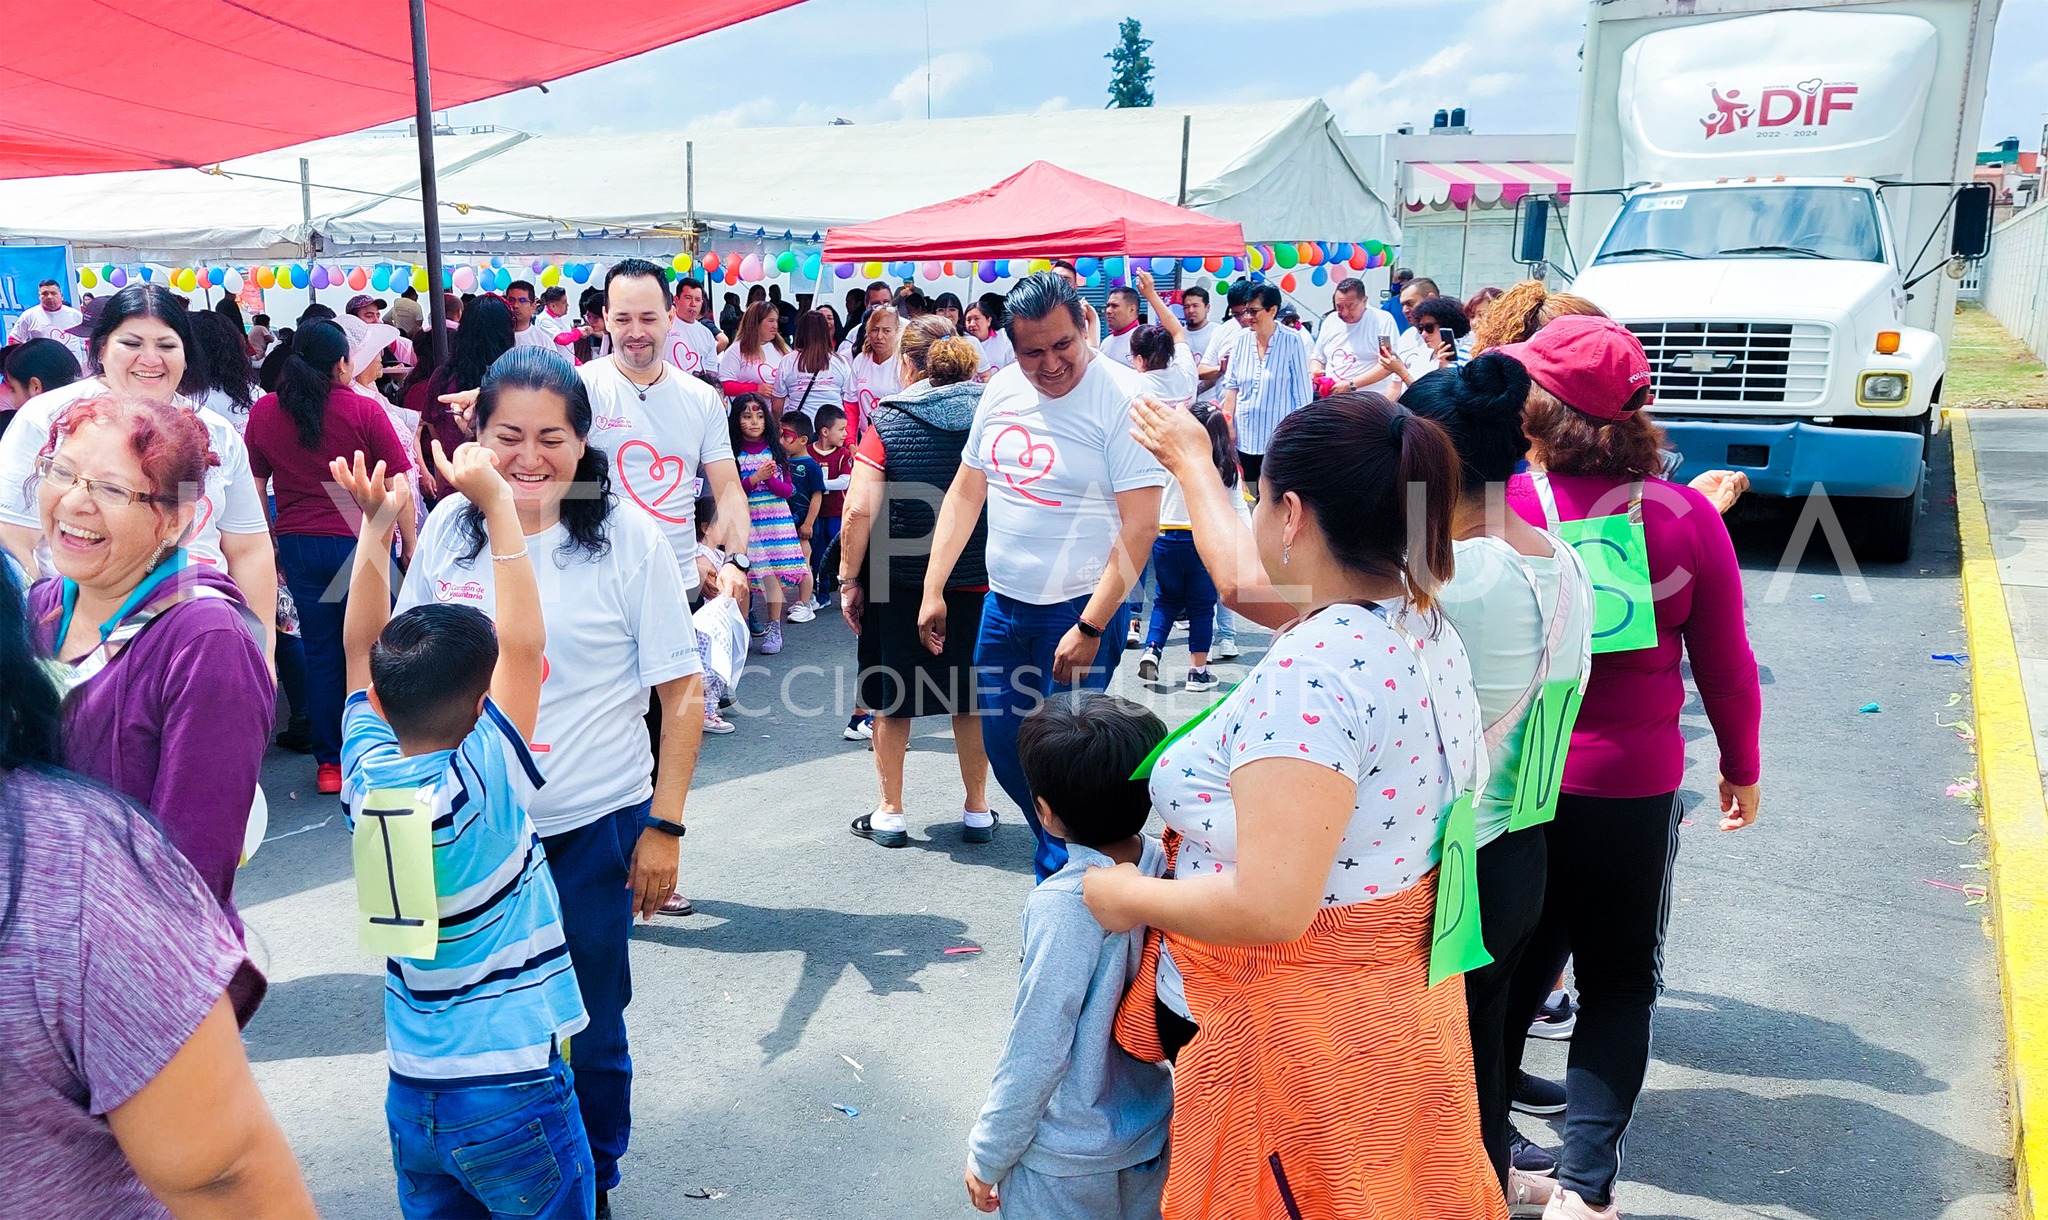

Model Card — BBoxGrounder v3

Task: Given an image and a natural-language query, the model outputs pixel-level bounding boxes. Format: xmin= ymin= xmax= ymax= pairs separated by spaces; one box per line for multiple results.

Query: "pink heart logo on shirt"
xmin=1364 ymin=885 xmax=1379 ymax=895
xmin=1278 ymin=658 xmax=1293 ymax=668
xmin=987 ymin=424 xmax=1063 ymax=507
xmin=1302 ymin=713 xmax=1321 ymax=725
xmin=1381 ymin=788 xmax=1397 ymax=799
xmin=1383 ymin=679 xmax=1397 ymax=690
xmin=616 ymin=440 xmax=693 ymax=524
xmin=1196 ymin=792 xmax=1212 ymax=802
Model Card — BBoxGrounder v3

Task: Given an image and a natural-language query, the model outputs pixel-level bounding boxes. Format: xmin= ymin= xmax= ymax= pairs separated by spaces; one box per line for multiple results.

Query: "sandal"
xmin=961 ymin=810 xmax=998 ymax=844
xmin=850 ymin=811 xmax=908 ymax=849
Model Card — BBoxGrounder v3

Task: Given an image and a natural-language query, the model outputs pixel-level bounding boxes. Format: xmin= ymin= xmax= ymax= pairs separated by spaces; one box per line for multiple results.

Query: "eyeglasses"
xmin=35 ymin=456 xmax=161 ymax=508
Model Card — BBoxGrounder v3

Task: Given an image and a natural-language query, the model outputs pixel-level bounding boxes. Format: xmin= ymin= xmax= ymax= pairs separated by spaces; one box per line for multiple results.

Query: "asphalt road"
xmin=237 ymin=433 xmax=2011 ymax=1218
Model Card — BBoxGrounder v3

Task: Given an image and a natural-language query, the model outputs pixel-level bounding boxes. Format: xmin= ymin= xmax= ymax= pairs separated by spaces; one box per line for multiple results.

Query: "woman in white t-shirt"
xmin=1403 ymin=356 xmax=1594 ymax=1213
xmin=717 ymin=301 xmax=788 ymax=397
xmin=965 ymin=299 xmax=1014 ymax=381
xmin=1085 ymin=393 xmax=1501 ymax=1216
xmin=846 ymin=305 xmax=903 ymax=440
xmin=393 ymin=345 xmax=703 ymax=1200
xmin=771 ymin=310 xmax=854 ymax=422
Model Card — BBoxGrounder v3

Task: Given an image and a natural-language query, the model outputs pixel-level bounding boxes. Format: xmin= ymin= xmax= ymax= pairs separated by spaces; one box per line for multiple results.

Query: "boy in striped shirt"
xmin=333 ymin=445 xmax=594 ymax=1219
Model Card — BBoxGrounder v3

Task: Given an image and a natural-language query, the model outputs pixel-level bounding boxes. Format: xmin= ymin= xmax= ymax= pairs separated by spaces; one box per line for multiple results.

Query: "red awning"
xmin=0 ymin=2 xmax=799 ymax=180
xmin=823 ymin=160 xmax=1246 ymax=262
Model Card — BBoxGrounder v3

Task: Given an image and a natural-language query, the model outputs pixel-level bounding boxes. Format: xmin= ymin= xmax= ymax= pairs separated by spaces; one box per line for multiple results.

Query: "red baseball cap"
xmin=1493 ymin=313 xmax=1653 ymax=421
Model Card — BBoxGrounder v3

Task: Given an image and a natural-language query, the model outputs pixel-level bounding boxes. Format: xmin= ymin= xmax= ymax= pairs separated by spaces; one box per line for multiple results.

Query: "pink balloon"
xmin=348 ymin=267 xmax=369 ymax=291
xmin=739 ymin=253 xmax=765 ymax=282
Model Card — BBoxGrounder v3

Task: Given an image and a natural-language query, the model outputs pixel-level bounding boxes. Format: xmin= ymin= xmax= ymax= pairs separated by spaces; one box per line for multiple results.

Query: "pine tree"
xmin=1105 ymin=18 xmax=1155 ymax=109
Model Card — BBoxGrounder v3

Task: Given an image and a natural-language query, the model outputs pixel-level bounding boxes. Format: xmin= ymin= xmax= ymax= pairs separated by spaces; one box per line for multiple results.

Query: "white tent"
xmin=0 ymin=100 xmax=1391 ymax=264
xmin=0 ymin=130 xmax=530 ymax=263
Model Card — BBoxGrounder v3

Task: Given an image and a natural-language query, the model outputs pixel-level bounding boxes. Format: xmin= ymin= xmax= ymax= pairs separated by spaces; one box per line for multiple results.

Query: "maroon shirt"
xmin=0 ymin=768 xmax=262 ymax=1218
xmin=30 ymin=567 xmax=275 ymax=951
xmin=245 ymin=384 xmax=411 ymax=537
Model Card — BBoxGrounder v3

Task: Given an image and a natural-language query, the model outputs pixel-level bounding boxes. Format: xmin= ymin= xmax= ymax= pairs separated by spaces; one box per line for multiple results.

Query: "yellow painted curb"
xmin=1951 ymin=409 xmax=2048 ymax=1218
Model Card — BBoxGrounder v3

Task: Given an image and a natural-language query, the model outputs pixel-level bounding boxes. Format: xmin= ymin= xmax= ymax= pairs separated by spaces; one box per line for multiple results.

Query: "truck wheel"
xmin=1851 ymin=472 xmax=1923 ymax=564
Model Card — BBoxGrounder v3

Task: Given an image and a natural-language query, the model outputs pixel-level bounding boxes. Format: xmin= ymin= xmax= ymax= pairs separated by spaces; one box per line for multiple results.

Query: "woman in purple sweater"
xmin=1495 ymin=314 xmax=1762 ymax=1220
xmin=25 ymin=395 xmax=274 ymax=988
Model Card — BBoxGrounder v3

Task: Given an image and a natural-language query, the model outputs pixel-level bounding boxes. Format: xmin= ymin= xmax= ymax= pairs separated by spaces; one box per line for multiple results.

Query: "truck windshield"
xmin=1594 ymin=186 xmax=1884 ymax=264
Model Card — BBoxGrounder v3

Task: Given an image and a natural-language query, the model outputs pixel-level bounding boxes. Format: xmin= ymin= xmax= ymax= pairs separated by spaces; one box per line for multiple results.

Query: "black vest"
xmin=871 ymin=383 xmax=988 ymax=592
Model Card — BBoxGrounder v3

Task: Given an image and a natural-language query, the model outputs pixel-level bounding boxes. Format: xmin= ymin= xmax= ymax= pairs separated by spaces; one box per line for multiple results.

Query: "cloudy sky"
xmin=445 ymin=0 xmax=2047 ymax=146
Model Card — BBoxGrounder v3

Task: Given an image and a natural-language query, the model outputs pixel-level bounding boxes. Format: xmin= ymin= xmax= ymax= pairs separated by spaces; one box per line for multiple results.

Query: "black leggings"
xmin=1464 ymin=823 xmax=1549 ymax=1190
xmin=1238 ymin=451 xmax=1263 ymax=490
xmin=1504 ymin=791 xmax=1683 ymax=1207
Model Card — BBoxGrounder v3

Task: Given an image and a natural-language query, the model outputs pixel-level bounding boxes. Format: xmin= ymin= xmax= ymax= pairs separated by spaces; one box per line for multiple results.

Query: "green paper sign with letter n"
xmin=353 ymin=786 xmax=439 ymax=960
xmin=1507 ymin=678 xmax=1586 ymax=833
xmin=1557 ymin=510 xmax=1658 ymax=654
xmin=1428 ymin=793 xmax=1492 ymax=988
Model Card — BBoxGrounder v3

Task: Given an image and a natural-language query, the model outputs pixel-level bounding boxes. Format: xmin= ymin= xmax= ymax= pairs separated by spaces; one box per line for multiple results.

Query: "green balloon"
xmin=1274 ymin=244 xmax=1299 ymax=269
xmin=776 ymin=250 xmax=796 ymax=273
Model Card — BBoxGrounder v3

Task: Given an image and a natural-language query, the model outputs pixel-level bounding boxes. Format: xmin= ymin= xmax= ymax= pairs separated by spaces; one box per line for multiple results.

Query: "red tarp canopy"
xmin=0 ymin=1 xmax=800 ymax=180
xmin=823 ymin=160 xmax=1246 ymax=262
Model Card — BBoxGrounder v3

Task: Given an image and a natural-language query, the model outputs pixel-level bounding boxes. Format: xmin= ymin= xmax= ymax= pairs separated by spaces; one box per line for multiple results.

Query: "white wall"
xmin=1983 ymin=203 xmax=2048 ymax=361
xmin=1397 ymin=207 xmax=1570 ymax=300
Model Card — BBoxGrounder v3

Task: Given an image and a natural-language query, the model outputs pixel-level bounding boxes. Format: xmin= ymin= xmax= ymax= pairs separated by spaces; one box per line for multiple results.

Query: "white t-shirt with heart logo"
xmin=579 ymin=357 xmax=734 ymax=593
xmin=848 ymin=351 xmax=903 ymax=439
xmin=664 ymin=319 xmax=719 ymax=375
xmin=962 ymin=355 xmax=1167 ymax=604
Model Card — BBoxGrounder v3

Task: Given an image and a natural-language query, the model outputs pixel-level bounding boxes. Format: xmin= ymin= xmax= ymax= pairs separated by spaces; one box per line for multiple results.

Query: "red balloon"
xmin=942 ymin=261 xmax=955 ymax=276
xmin=1203 ymin=255 xmax=1223 ymax=273
xmin=703 ymin=251 xmax=721 ymax=273
xmin=1280 ymin=273 xmax=1298 ymax=292
xmin=1349 ymin=247 xmax=1369 ymax=271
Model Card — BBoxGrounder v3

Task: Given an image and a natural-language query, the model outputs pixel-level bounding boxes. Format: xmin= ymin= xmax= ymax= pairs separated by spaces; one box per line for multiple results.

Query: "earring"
xmin=1282 ymin=542 xmax=1291 ymax=567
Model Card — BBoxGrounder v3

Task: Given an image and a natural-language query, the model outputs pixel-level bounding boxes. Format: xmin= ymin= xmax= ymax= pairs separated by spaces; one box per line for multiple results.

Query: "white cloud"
xmin=1331 ymin=0 xmax=1584 ymax=133
xmin=880 ymin=51 xmax=994 ymax=121
xmin=681 ymin=97 xmax=783 ymax=134
xmin=1033 ymin=96 xmax=1072 ymax=114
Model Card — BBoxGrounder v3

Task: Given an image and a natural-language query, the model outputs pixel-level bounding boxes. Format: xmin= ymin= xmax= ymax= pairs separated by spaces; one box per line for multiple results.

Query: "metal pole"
xmin=409 ymin=0 xmax=449 ymax=364
xmin=1173 ymin=114 xmax=1191 ymax=294
xmin=300 ymin=158 xmax=314 ymax=308
xmin=686 ymin=140 xmax=698 ymax=262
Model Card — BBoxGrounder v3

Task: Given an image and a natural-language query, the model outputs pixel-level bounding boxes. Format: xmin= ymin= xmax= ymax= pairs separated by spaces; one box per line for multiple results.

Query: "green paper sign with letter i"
xmin=353 ymin=786 xmax=439 ymax=960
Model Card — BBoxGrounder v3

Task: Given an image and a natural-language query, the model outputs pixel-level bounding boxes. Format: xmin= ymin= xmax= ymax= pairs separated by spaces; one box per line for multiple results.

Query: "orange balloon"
xmin=348 ymin=267 xmax=369 ymax=291
xmin=1296 ymin=242 xmax=1317 ymax=266
xmin=1203 ymin=255 xmax=1223 ymax=273
xmin=943 ymin=261 xmax=955 ymax=276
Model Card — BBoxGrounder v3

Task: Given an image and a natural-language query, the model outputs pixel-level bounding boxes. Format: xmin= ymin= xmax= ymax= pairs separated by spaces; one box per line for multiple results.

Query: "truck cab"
xmin=1557 ymin=2 xmax=2001 ymax=561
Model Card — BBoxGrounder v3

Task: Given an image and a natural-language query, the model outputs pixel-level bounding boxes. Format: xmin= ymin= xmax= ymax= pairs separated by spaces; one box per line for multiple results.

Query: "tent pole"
xmin=686 ymin=140 xmax=698 ymax=262
xmin=300 ymin=158 xmax=314 ymax=309
xmin=409 ymin=0 xmax=449 ymax=365
xmin=1173 ymin=114 xmax=1191 ymax=293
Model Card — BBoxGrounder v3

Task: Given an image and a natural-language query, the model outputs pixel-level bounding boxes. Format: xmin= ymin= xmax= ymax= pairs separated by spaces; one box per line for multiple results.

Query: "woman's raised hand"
xmin=1127 ymin=395 xmax=1211 ymax=476
xmin=328 ymin=451 xmax=411 ymax=535
xmin=431 ymin=439 xmax=513 ymax=510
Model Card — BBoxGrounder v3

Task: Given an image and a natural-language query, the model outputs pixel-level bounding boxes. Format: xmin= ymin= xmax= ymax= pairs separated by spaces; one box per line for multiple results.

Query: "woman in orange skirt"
xmin=1089 ymin=393 xmax=1506 ymax=1220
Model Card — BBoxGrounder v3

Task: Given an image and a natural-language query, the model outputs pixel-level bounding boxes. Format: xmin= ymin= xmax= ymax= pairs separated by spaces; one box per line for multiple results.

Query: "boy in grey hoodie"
xmin=965 ymin=692 xmax=1174 ymax=1219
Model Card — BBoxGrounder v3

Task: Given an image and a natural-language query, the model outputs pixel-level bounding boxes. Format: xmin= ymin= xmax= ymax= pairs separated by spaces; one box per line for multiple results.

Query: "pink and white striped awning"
xmin=1403 ymin=161 xmax=1572 ymax=211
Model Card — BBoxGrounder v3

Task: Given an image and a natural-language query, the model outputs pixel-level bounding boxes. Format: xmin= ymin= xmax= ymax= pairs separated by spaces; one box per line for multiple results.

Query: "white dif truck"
xmin=1533 ymin=1 xmax=2000 ymax=561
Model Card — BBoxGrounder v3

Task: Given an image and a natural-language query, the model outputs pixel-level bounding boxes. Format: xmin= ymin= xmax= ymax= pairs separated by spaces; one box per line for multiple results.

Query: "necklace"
xmin=622 ymin=359 xmax=665 ymax=402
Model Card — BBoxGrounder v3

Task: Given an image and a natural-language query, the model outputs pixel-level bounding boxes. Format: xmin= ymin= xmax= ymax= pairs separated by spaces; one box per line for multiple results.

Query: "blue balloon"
xmin=1151 ymin=256 xmax=1175 ymax=276
xmin=370 ymin=265 xmax=390 ymax=291
xmin=139 ymin=266 xmax=154 ymax=282
xmin=1076 ymin=256 xmax=1099 ymax=277
xmin=570 ymin=263 xmax=590 ymax=284
xmin=207 ymin=267 xmax=224 ymax=286
xmin=1085 ymin=271 xmax=1102 ymax=288
xmin=1104 ymin=256 xmax=1125 ymax=277
xmin=995 ymin=260 xmax=1011 ymax=277
xmin=1249 ymin=270 xmax=1266 ymax=283
xmin=1181 ymin=256 xmax=1203 ymax=273
xmin=1311 ymin=266 xmax=1329 ymax=287
xmin=1334 ymin=242 xmax=1353 ymax=261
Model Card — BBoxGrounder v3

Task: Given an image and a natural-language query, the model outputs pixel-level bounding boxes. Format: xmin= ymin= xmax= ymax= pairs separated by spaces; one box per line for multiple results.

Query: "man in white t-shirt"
xmin=505 ymin=280 xmax=550 ymax=349
xmin=1179 ymin=284 xmax=1217 ymax=367
xmin=534 ymin=286 xmax=572 ymax=340
xmin=917 ymin=272 xmax=1166 ymax=880
xmin=662 ymin=276 xmax=720 ymax=376
xmin=8 ymin=280 xmax=85 ymax=360
xmin=582 ymin=260 xmax=751 ymax=605
xmin=1312 ymin=276 xmax=1403 ymax=396
xmin=1097 ymin=285 xmax=1142 ymax=367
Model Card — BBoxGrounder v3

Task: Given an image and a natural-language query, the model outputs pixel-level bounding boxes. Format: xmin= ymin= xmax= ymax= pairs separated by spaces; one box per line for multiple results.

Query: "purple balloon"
xmin=108 ymin=267 xmax=128 ymax=287
xmin=834 ymin=262 xmax=855 ymax=279
xmin=978 ymin=262 xmax=999 ymax=283
xmin=311 ymin=265 xmax=330 ymax=290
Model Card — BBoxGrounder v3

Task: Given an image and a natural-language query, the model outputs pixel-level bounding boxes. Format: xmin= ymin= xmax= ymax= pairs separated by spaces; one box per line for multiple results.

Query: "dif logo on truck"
xmin=1702 ymin=80 xmax=1858 ymax=139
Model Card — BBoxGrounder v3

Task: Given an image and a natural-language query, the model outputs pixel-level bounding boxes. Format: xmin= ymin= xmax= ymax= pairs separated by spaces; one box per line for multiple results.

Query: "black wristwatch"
xmin=723 ymin=552 xmax=751 ymax=573
xmin=639 ymin=813 xmax=686 ymax=838
xmin=1074 ymin=617 xmax=1104 ymax=640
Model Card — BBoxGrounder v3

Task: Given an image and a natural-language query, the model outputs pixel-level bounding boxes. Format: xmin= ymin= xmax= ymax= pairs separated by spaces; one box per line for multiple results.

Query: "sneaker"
xmin=657 ymin=893 xmax=695 ymax=916
xmin=1541 ymin=1188 xmax=1620 ymax=1219
xmin=851 ymin=810 xmax=908 ymax=849
xmin=748 ymin=618 xmax=766 ymax=638
xmin=758 ymin=622 xmax=783 ymax=655
xmin=596 ymin=1189 xmax=612 ymax=1220
xmin=316 ymin=762 xmax=342 ymax=795
xmin=1126 ymin=619 xmax=1144 ymax=649
xmin=1512 ymin=1070 xmax=1567 ymax=1116
xmin=702 ymin=712 xmax=737 ymax=735
xmin=1529 ymin=993 xmax=1578 ymax=1040
xmin=787 ymin=600 xmax=817 ymax=624
xmin=1509 ymin=1125 xmax=1556 ymax=1175
xmin=961 ymin=810 xmax=998 ymax=844
xmin=843 ymin=715 xmax=874 ymax=742
xmin=1136 ymin=647 xmax=1161 ymax=683
xmin=1509 ymin=1168 xmax=1559 ymax=1217
xmin=1212 ymin=636 xmax=1241 ymax=660
xmin=1185 ymin=668 xmax=1218 ymax=693
xmin=274 ymin=715 xmax=313 ymax=754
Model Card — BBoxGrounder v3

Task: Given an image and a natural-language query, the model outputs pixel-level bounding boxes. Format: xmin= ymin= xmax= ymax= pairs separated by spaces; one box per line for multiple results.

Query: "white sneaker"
xmin=787 ymin=601 xmax=817 ymax=623
xmin=1212 ymin=637 xmax=1240 ymax=660
xmin=702 ymin=712 xmax=737 ymax=735
xmin=1136 ymin=647 xmax=1161 ymax=683
xmin=842 ymin=716 xmax=874 ymax=741
xmin=1125 ymin=619 xmax=1144 ymax=649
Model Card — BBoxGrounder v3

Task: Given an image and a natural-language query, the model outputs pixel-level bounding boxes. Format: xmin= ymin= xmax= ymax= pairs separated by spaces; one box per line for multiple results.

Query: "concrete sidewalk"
xmin=1953 ymin=408 xmax=2048 ymax=1217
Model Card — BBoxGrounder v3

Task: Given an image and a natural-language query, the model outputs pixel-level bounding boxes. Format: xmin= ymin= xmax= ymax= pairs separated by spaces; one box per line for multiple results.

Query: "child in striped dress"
xmin=729 ymin=392 xmax=806 ymax=655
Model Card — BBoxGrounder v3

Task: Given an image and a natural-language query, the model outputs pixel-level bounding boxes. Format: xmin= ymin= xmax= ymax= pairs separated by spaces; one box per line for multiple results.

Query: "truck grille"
xmin=1626 ymin=321 xmax=1831 ymax=407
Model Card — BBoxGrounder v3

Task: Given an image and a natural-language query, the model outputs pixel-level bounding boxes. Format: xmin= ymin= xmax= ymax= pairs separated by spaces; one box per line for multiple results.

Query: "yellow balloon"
xmin=180 ymin=268 xmax=199 ymax=291
xmin=1029 ymin=258 xmax=1052 ymax=274
xmin=862 ymin=261 xmax=883 ymax=279
xmin=671 ymin=253 xmax=692 ymax=274
xmin=79 ymin=267 xmax=98 ymax=288
xmin=412 ymin=266 xmax=428 ymax=291
xmin=540 ymin=265 xmax=561 ymax=288
xmin=1247 ymin=248 xmax=1265 ymax=272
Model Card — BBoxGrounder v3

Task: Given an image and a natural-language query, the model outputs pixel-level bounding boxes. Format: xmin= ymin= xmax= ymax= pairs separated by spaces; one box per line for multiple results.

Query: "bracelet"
xmin=490 ymin=548 xmax=529 ymax=563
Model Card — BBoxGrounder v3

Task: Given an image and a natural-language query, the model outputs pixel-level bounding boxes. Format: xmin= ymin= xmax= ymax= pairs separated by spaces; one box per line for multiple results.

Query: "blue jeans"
xmin=974 ymin=592 xmax=1130 ymax=880
xmin=275 ymin=533 xmax=357 ymax=764
xmin=1144 ymin=532 xmax=1218 ymax=655
xmin=814 ymin=514 xmax=841 ymax=591
xmin=539 ymin=802 xmax=645 ymax=1192
xmin=386 ymin=1057 xmax=595 ymax=1218
xmin=1124 ymin=556 xmax=1152 ymax=630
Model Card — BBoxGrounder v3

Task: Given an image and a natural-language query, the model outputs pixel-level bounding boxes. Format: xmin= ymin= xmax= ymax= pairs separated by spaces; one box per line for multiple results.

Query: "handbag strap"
xmin=1478 ymin=533 xmax=1582 ymax=757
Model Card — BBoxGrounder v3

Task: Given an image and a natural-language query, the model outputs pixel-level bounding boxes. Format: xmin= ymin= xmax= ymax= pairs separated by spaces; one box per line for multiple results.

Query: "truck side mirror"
xmin=1952 ymin=183 xmax=1994 ymax=260
xmin=1515 ymin=198 xmax=1551 ymax=267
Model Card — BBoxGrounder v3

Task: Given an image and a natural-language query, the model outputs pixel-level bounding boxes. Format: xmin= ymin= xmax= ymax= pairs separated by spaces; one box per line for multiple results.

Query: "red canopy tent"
xmin=822 ymin=160 xmax=1245 ymax=263
xmin=0 ymin=2 xmax=799 ymax=180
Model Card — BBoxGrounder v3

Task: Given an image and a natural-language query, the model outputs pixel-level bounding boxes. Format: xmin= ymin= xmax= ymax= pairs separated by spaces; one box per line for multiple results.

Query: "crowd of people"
xmin=0 ymin=252 xmax=1763 ymax=1220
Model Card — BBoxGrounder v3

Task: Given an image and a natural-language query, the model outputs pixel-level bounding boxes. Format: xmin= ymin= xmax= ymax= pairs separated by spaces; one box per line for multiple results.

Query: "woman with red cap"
xmin=1493 ymin=313 xmax=1763 ymax=1220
